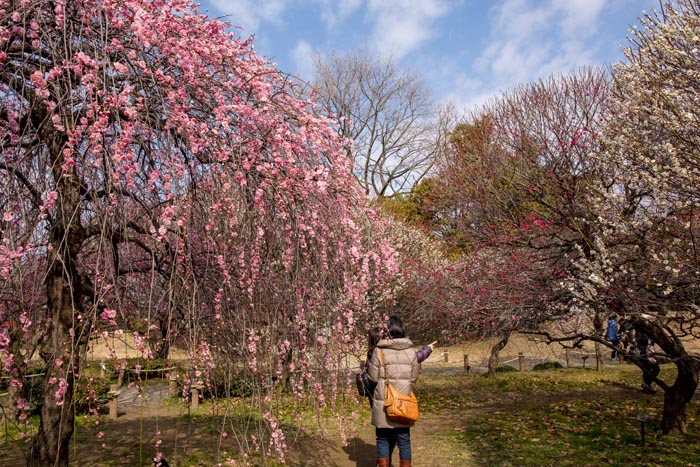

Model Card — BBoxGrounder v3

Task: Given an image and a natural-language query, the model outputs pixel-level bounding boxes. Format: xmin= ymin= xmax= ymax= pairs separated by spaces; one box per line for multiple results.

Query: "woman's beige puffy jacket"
xmin=367 ymin=337 xmax=420 ymax=428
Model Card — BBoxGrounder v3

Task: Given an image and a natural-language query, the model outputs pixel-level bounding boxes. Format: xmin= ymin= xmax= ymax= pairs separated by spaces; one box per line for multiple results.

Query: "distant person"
xmin=367 ymin=316 xmax=421 ymax=467
xmin=605 ymin=313 xmax=620 ymax=360
xmin=635 ymin=329 xmax=660 ymax=394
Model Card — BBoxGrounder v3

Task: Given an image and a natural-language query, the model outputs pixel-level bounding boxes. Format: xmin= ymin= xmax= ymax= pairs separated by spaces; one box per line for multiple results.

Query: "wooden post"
xmin=117 ymin=368 xmax=126 ymax=388
xmin=191 ymin=387 xmax=199 ymax=410
xmin=582 ymin=355 xmax=588 ymax=369
xmin=443 ymin=351 xmax=449 ymax=363
xmin=518 ymin=352 xmax=524 ymax=372
xmin=169 ymin=372 xmax=178 ymax=397
xmin=565 ymin=349 xmax=570 ymax=368
xmin=191 ymin=380 xmax=203 ymax=411
xmin=108 ymin=384 xmax=119 ymax=419
xmin=463 ymin=354 xmax=470 ymax=373
xmin=100 ymin=362 xmax=106 ymax=378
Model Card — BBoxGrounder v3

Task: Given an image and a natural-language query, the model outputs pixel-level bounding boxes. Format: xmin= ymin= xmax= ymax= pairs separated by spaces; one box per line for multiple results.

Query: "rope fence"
xmin=420 ymin=347 xmax=610 ymax=374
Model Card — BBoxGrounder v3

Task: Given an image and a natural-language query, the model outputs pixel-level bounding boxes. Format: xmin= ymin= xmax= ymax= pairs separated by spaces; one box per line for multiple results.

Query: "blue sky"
xmin=198 ymin=0 xmax=657 ymax=112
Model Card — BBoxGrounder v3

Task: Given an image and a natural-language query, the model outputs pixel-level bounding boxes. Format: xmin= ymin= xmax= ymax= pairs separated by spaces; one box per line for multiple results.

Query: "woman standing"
xmin=367 ymin=316 xmax=420 ymax=467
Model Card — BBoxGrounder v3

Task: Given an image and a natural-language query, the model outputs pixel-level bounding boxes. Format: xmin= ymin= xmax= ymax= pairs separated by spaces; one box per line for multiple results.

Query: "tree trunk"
xmin=28 ymin=252 xmax=81 ymax=467
xmin=486 ymin=330 xmax=512 ymax=378
xmin=28 ymin=367 xmax=76 ymax=467
xmin=28 ymin=129 xmax=84 ymax=467
xmin=595 ymin=341 xmax=604 ymax=371
xmin=593 ymin=310 xmax=605 ymax=371
xmin=149 ymin=318 xmax=171 ymax=361
xmin=151 ymin=339 xmax=171 ymax=361
xmin=628 ymin=315 xmax=700 ymax=435
xmin=660 ymin=360 xmax=700 ymax=434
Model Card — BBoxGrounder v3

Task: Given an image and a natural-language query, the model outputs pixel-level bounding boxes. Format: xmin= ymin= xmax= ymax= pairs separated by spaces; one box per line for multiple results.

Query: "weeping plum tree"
xmin=0 ymin=0 xmax=394 ymax=465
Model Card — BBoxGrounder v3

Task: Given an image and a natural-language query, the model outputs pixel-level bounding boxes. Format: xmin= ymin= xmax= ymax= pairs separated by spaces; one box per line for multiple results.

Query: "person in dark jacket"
xmin=367 ymin=316 xmax=421 ymax=467
xmin=618 ymin=318 xmax=633 ymax=359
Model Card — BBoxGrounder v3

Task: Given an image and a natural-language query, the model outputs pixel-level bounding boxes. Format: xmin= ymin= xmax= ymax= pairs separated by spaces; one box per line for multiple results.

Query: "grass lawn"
xmin=2 ymin=362 xmax=699 ymax=466
xmin=417 ymin=363 xmax=700 ymax=467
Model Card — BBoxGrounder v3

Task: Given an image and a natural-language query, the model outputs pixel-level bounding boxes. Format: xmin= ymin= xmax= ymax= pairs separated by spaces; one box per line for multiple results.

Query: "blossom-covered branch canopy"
xmin=0 ymin=0 xmax=396 ymax=464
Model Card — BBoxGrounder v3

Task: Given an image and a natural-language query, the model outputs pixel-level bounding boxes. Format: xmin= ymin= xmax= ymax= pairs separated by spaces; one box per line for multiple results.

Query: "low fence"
xmin=421 ymin=347 xmax=612 ymax=374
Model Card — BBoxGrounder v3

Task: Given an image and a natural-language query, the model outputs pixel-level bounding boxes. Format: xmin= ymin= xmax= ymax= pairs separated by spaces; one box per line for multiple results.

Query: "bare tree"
xmin=312 ymin=49 xmax=450 ymax=197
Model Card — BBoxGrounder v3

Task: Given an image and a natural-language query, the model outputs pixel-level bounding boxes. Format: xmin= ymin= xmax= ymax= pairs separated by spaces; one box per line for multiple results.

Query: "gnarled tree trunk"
xmin=28 ymin=234 xmax=82 ymax=467
xmin=486 ymin=330 xmax=512 ymax=378
xmin=661 ymin=359 xmax=700 ymax=434
xmin=28 ymin=133 xmax=85 ymax=467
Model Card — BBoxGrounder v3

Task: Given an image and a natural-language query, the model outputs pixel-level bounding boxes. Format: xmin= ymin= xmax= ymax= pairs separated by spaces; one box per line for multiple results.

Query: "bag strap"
xmin=378 ymin=348 xmax=387 ymax=382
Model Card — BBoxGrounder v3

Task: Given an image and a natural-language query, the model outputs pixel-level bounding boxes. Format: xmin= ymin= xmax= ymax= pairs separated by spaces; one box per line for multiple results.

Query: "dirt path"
xmin=115 ymin=383 xmax=172 ymax=419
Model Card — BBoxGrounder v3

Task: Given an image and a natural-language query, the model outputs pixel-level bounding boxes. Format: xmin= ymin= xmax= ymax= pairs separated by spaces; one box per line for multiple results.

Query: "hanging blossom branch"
xmin=0 ymin=0 xmax=398 ymax=464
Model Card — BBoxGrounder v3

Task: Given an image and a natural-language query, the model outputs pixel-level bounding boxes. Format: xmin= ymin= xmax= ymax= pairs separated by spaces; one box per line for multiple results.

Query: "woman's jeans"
xmin=376 ymin=427 xmax=411 ymax=460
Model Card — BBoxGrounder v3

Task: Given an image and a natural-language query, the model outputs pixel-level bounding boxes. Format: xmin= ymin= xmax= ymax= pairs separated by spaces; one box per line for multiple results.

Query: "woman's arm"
xmin=416 ymin=341 xmax=437 ymax=363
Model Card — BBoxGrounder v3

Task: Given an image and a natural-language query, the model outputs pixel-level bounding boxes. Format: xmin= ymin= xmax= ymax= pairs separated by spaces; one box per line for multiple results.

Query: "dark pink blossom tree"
xmin=0 ymin=1 xmax=394 ymax=465
xmin=423 ymin=68 xmax=611 ymax=352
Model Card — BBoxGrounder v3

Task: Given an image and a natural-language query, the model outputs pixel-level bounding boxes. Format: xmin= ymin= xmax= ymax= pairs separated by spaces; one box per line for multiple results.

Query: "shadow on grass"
xmin=2 ymin=411 xmax=325 ymax=467
xmin=341 ymin=436 xmax=375 ymax=467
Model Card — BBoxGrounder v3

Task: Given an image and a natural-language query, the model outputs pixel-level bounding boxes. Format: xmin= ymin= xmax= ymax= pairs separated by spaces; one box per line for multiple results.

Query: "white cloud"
xmin=207 ymin=0 xmax=291 ymax=32
xmin=554 ymin=0 xmax=606 ymax=36
xmin=447 ymin=0 xmax=623 ymax=114
xmin=477 ymin=0 xmax=607 ymax=90
xmin=291 ymin=40 xmax=316 ymax=80
xmin=492 ymin=0 xmax=553 ymax=40
xmin=316 ymin=0 xmax=364 ymax=28
xmin=442 ymin=78 xmax=494 ymax=114
xmin=209 ymin=0 xmax=365 ymax=33
xmin=365 ymin=0 xmax=454 ymax=60
xmin=206 ymin=0 xmax=454 ymax=60
xmin=338 ymin=0 xmax=364 ymax=16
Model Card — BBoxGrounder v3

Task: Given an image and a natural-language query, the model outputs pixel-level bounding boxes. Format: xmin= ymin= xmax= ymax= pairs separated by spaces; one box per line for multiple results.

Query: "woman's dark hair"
xmin=388 ymin=315 xmax=405 ymax=339
xmin=366 ymin=327 xmax=382 ymax=362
